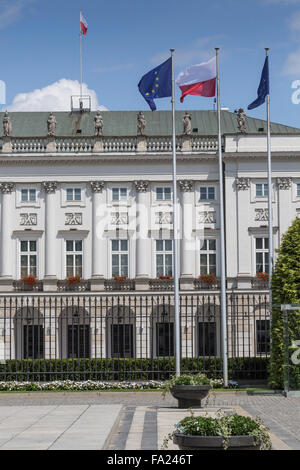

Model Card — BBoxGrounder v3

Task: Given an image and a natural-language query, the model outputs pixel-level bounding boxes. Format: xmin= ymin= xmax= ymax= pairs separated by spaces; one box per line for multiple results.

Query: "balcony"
xmin=13 ymin=280 xmax=43 ymax=292
xmin=57 ymin=280 xmax=91 ymax=292
xmin=104 ymin=279 xmax=135 ymax=291
xmin=149 ymin=278 xmax=174 ymax=291
xmin=193 ymin=278 xmax=221 ymax=291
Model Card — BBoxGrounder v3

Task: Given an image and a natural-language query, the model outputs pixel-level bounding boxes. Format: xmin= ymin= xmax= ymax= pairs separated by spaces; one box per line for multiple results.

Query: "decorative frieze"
xmin=178 ymin=180 xmax=193 ymax=192
xmin=199 ymin=211 xmax=216 ymax=224
xmin=134 ymin=180 xmax=149 ymax=192
xmin=155 ymin=212 xmax=173 ymax=225
xmin=255 ymin=208 xmax=269 ymax=221
xmin=20 ymin=213 xmax=37 ymax=226
xmin=65 ymin=213 xmax=83 ymax=226
xmin=0 ymin=182 xmax=15 ymax=194
xmin=41 ymin=181 xmax=58 ymax=194
xmin=111 ymin=212 xmax=128 ymax=225
xmin=90 ymin=181 xmax=105 ymax=193
xmin=235 ymin=177 xmax=250 ymax=190
xmin=276 ymin=177 xmax=292 ymax=190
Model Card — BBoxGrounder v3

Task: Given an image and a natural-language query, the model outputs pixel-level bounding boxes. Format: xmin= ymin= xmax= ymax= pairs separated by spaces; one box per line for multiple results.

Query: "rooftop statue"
xmin=3 ymin=111 xmax=12 ymax=137
xmin=94 ymin=111 xmax=103 ymax=137
xmin=137 ymin=111 xmax=146 ymax=136
xmin=183 ymin=112 xmax=192 ymax=135
xmin=235 ymin=108 xmax=247 ymax=134
xmin=47 ymin=112 xmax=57 ymax=137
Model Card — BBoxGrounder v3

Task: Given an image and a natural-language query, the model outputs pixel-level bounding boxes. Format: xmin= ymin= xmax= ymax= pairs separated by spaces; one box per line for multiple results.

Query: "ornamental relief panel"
xmin=65 ymin=213 xmax=83 ymax=225
xmin=20 ymin=213 xmax=37 ymax=226
xmin=111 ymin=212 xmax=129 ymax=225
xmin=155 ymin=212 xmax=173 ymax=225
xmin=198 ymin=210 xmax=216 ymax=224
xmin=255 ymin=208 xmax=269 ymax=221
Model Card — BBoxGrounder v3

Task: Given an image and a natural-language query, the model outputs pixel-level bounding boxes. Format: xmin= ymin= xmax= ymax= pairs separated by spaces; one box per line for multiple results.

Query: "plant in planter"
xmin=162 ymin=373 xmax=211 ymax=408
xmin=256 ymin=272 xmax=269 ymax=283
xmin=114 ymin=275 xmax=127 ymax=284
xmin=22 ymin=274 xmax=38 ymax=287
xmin=198 ymin=273 xmax=216 ymax=285
xmin=163 ymin=411 xmax=272 ymax=450
xmin=158 ymin=275 xmax=173 ymax=280
xmin=66 ymin=274 xmax=81 ymax=286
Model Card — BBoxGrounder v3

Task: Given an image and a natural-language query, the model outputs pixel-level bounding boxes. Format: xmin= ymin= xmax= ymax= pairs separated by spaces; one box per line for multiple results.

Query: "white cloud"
xmin=5 ymin=79 xmax=107 ymax=112
xmin=288 ymin=10 xmax=300 ymax=31
xmin=282 ymin=47 xmax=300 ymax=74
xmin=0 ymin=0 xmax=35 ymax=30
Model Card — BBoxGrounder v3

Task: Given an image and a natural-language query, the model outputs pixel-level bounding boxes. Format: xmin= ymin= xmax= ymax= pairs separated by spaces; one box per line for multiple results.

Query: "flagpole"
xmin=80 ymin=10 xmax=83 ymax=106
xmin=170 ymin=48 xmax=180 ymax=377
xmin=215 ymin=47 xmax=228 ymax=387
xmin=266 ymin=47 xmax=273 ymax=328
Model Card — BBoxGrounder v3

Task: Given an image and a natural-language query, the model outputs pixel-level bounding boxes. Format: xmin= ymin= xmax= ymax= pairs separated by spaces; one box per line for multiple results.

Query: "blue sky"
xmin=2 ymin=0 xmax=300 ymax=127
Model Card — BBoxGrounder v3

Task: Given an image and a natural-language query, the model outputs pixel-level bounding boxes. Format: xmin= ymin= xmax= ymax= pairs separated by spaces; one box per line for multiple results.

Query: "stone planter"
xmin=170 ymin=385 xmax=210 ymax=408
xmin=173 ymin=434 xmax=260 ymax=450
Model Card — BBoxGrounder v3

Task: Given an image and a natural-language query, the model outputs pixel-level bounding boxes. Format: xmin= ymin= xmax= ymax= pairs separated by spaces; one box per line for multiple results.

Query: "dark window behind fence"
xmin=0 ymin=293 xmax=270 ymax=381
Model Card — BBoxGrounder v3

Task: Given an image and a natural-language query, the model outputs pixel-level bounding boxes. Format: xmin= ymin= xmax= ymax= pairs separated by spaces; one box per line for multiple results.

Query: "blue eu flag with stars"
xmin=248 ymin=56 xmax=269 ymax=110
xmin=138 ymin=57 xmax=172 ymax=111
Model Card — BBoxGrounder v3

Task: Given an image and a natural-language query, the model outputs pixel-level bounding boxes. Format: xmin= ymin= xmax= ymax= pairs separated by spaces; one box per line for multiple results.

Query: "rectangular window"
xmin=256 ymin=183 xmax=268 ymax=197
xmin=255 ymin=237 xmax=269 ymax=273
xmin=256 ymin=320 xmax=270 ymax=354
xmin=66 ymin=240 xmax=83 ymax=277
xmin=112 ymin=240 xmax=128 ymax=277
xmin=23 ymin=325 xmax=44 ymax=359
xmin=67 ymin=325 xmax=90 ymax=358
xmin=156 ymin=187 xmax=171 ymax=201
xmin=20 ymin=240 xmax=37 ymax=277
xmin=198 ymin=322 xmax=216 ymax=356
xmin=156 ymin=322 xmax=174 ymax=357
xmin=66 ymin=188 xmax=82 ymax=202
xmin=200 ymin=239 xmax=216 ymax=275
xmin=200 ymin=186 xmax=215 ymax=201
xmin=111 ymin=324 xmax=133 ymax=358
xmin=112 ymin=188 xmax=127 ymax=201
xmin=21 ymin=189 xmax=36 ymax=202
xmin=297 ymin=183 xmax=300 ymax=197
xmin=156 ymin=240 xmax=173 ymax=277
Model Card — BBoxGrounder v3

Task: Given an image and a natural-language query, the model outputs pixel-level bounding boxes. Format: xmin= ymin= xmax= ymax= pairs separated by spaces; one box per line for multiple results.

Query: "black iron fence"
xmin=0 ymin=293 xmax=270 ymax=382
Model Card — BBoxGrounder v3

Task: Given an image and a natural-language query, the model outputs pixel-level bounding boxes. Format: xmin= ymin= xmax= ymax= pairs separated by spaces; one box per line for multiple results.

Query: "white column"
xmin=42 ymin=181 xmax=58 ymax=291
xmin=0 ymin=183 xmax=14 ymax=286
xmin=134 ymin=181 xmax=150 ymax=288
xmin=90 ymin=181 xmax=106 ymax=288
xmin=179 ymin=180 xmax=194 ymax=280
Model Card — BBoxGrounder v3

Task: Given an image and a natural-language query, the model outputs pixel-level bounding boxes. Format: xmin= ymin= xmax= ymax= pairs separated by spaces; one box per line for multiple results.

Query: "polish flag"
xmin=80 ymin=12 xmax=88 ymax=35
xmin=176 ymin=57 xmax=216 ymax=103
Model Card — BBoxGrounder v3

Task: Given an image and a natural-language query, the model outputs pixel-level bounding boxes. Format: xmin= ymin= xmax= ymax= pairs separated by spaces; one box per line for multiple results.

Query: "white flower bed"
xmin=0 ymin=380 xmax=165 ymax=392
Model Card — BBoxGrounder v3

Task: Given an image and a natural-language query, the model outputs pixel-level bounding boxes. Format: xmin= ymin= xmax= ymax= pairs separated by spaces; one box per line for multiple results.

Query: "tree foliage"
xmin=269 ymin=218 xmax=300 ymax=389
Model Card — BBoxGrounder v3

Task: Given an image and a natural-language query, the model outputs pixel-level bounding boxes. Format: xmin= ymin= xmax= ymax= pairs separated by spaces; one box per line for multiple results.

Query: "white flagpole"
xmin=215 ymin=48 xmax=228 ymax=387
xmin=170 ymin=48 xmax=181 ymax=377
xmin=266 ymin=48 xmax=273 ymax=326
xmin=80 ymin=10 xmax=83 ymax=106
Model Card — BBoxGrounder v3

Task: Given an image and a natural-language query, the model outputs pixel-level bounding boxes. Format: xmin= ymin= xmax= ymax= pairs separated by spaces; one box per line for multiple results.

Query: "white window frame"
xmin=108 ymin=184 xmax=131 ymax=207
xmin=18 ymin=238 xmax=39 ymax=279
xmin=254 ymin=236 xmax=269 ymax=274
xmin=65 ymin=239 xmax=83 ymax=278
xmin=61 ymin=184 xmax=86 ymax=207
xmin=196 ymin=183 xmax=218 ymax=206
xmin=292 ymin=180 xmax=300 ymax=202
xmin=199 ymin=238 xmax=217 ymax=275
xmin=152 ymin=184 xmax=173 ymax=206
xmin=155 ymin=239 xmax=173 ymax=277
xmin=250 ymin=180 xmax=275 ymax=203
xmin=16 ymin=185 xmax=40 ymax=208
xmin=111 ymin=239 xmax=129 ymax=277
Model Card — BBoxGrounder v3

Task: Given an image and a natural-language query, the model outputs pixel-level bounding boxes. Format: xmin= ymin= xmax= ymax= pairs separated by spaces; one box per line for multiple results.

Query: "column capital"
xmin=41 ymin=181 xmax=58 ymax=194
xmin=277 ymin=177 xmax=292 ymax=190
xmin=134 ymin=180 xmax=149 ymax=192
xmin=90 ymin=181 xmax=105 ymax=193
xmin=178 ymin=180 xmax=193 ymax=192
xmin=0 ymin=182 xmax=15 ymax=194
xmin=235 ymin=177 xmax=250 ymax=190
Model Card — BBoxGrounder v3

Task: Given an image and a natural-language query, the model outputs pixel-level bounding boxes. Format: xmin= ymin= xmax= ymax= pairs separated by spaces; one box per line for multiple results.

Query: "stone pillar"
xmin=137 ymin=136 xmax=147 ymax=152
xmin=179 ymin=180 xmax=194 ymax=290
xmin=93 ymin=139 xmax=104 ymax=153
xmin=0 ymin=183 xmax=15 ymax=291
xmin=134 ymin=180 xmax=150 ymax=290
xmin=90 ymin=181 xmax=106 ymax=291
xmin=181 ymin=135 xmax=192 ymax=152
xmin=2 ymin=137 xmax=12 ymax=153
xmin=46 ymin=138 xmax=56 ymax=152
xmin=42 ymin=181 xmax=58 ymax=291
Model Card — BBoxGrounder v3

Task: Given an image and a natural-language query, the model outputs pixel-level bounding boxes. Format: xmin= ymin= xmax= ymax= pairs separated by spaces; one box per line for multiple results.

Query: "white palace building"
xmin=0 ymin=108 xmax=299 ymax=374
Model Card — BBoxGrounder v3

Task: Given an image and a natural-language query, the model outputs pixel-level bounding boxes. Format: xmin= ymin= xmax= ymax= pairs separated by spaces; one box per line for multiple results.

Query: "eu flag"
xmin=138 ymin=57 xmax=172 ymax=111
xmin=248 ymin=56 xmax=269 ymax=110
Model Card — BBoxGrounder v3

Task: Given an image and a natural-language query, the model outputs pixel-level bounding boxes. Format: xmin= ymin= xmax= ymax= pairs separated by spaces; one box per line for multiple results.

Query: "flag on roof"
xmin=176 ymin=57 xmax=216 ymax=102
xmin=248 ymin=56 xmax=269 ymax=110
xmin=80 ymin=11 xmax=88 ymax=35
xmin=138 ymin=58 xmax=172 ymax=111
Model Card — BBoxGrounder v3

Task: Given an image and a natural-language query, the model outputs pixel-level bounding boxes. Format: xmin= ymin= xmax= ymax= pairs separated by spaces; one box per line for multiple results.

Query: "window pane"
xmin=200 ymin=187 xmax=207 ymax=200
xmin=156 ymin=240 xmax=163 ymax=251
xmin=200 ymin=239 xmax=207 ymax=251
xmin=75 ymin=255 xmax=82 ymax=276
xmin=156 ymin=255 xmax=164 ymax=276
xmin=165 ymin=240 xmax=172 ymax=251
xmin=112 ymin=188 xmax=119 ymax=200
xmin=209 ymin=254 xmax=216 ymax=274
xmin=297 ymin=184 xmax=300 ymax=197
xmin=21 ymin=241 xmax=28 ymax=252
xmin=200 ymin=254 xmax=208 ymax=274
xmin=21 ymin=255 xmax=27 ymax=267
xmin=156 ymin=188 xmax=163 ymax=200
xmin=66 ymin=189 xmax=73 ymax=201
xmin=29 ymin=189 xmax=36 ymax=201
xmin=264 ymin=238 xmax=269 ymax=249
xmin=256 ymin=238 xmax=262 ymax=249
xmin=209 ymin=239 xmax=216 ymax=251
xmin=66 ymin=240 xmax=73 ymax=252
xmin=112 ymin=240 xmax=119 ymax=251
xmin=208 ymin=187 xmax=215 ymax=199
xmin=164 ymin=188 xmax=171 ymax=200
xmin=30 ymin=241 xmax=36 ymax=252
xmin=264 ymin=184 xmax=269 ymax=196
xmin=66 ymin=255 xmax=73 ymax=268
xmin=120 ymin=188 xmax=127 ymax=200
xmin=75 ymin=240 xmax=82 ymax=252
xmin=21 ymin=189 xmax=28 ymax=201
xmin=256 ymin=184 xmax=262 ymax=197
xmin=120 ymin=240 xmax=128 ymax=251
xmin=74 ymin=188 xmax=81 ymax=201
xmin=165 ymin=255 xmax=173 ymax=276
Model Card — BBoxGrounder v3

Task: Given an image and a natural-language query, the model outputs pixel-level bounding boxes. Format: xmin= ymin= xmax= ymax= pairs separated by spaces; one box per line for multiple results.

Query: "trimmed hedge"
xmin=269 ymin=218 xmax=300 ymax=390
xmin=0 ymin=357 xmax=269 ymax=382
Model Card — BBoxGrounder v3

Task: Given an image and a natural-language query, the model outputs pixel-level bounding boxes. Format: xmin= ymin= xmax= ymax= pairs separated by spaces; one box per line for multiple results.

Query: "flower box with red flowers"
xmin=198 ymin=273 xmax=216 ymax=285
xmin=114 ymin=275 xmax=127 ymax=284
xmin=256 ymin=272 xmax=269 ymax=283
xmin=158 ymin=275 xmax=173 ymax=280
xmin=66 ymin=274 xmax=81 ymax=286
xmin=22 ymin=274 xmax=38 ymax=287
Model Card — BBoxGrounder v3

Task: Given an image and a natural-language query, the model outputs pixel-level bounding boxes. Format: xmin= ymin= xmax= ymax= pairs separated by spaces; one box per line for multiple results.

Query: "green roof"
xmin=1 ymin=110 xmax=299 ymax=137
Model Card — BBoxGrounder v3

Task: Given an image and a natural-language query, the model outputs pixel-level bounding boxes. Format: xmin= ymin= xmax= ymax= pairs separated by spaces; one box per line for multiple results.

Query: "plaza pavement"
xmin=0 ymin=391 xmax=299 ymax=450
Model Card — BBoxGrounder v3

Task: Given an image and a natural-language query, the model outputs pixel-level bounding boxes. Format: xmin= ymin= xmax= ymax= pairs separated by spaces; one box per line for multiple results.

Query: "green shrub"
xmin=269 ymin=218 xmax=300 ymax=389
